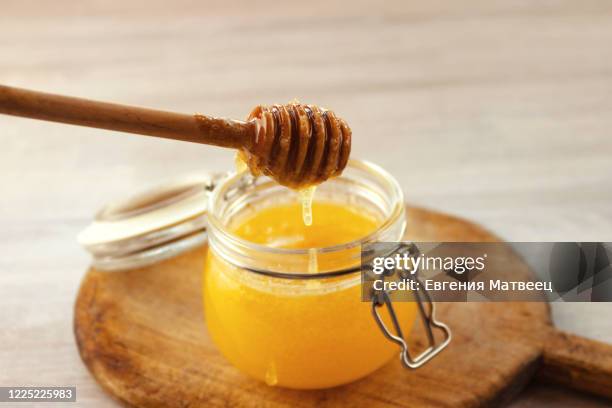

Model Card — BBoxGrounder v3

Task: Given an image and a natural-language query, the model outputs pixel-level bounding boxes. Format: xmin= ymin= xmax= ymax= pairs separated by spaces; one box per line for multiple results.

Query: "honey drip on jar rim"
xmin=308 ymin=247 xmax=318 ymax=274
xmin=299 ymin=186 xmax=316 ymax=227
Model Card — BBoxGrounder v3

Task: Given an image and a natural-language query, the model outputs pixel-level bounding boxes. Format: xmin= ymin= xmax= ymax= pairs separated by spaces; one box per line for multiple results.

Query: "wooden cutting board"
xmin=74 ymin=206 xmax=612 ymax=407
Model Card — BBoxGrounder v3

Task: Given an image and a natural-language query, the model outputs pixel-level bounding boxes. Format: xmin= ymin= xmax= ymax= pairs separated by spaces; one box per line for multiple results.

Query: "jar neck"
xmin=207 ymin=160 xmax=406 ymax=278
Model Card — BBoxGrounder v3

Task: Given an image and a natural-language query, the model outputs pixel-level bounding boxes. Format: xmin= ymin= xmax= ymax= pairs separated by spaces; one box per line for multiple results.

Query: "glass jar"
xmin=79 ymin=159 xmax=449 ymax=389
xmin=204 ymin=160 xmax=418 ymax=389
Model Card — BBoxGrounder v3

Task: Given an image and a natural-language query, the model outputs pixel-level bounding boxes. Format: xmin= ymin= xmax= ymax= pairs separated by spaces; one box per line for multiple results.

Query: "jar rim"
xmin=207 ymin=159 xmax=405 ymax=259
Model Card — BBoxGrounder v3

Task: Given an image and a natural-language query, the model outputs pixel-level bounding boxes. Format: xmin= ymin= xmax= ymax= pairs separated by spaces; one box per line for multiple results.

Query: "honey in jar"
xmin=203 ymin=160 xmax=416 ymax=389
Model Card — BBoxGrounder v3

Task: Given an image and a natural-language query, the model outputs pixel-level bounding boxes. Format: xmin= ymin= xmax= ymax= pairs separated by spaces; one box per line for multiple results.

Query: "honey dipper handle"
xmin=0 ymin=84 xmax=253 ymax=149
xmin=539 ymin=329 xmax=612 ymax=399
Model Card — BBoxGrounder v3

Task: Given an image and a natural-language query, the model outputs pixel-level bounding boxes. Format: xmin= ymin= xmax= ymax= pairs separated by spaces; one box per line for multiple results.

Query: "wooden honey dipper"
xmin=0 ymin=85 xmax=351 ymax=189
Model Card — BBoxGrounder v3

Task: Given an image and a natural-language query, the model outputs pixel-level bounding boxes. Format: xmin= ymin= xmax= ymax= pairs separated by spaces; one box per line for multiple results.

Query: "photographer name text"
xmin=372 ymin=279 xmax=553 ymax=292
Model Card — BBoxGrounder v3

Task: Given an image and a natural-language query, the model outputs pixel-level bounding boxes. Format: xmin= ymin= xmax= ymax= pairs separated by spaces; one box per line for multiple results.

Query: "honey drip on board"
xmin=299 ymin=186 xmax=316 ymax=226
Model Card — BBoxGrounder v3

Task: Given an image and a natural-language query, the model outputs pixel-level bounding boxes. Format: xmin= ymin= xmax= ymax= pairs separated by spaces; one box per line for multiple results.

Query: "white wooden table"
xmin=1 ymin=1 xmax=611 ymax=406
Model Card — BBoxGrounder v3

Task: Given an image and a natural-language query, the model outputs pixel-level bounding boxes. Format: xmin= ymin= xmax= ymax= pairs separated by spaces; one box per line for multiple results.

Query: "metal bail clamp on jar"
xmin=368 ymin=243 xmax=452 ymax=369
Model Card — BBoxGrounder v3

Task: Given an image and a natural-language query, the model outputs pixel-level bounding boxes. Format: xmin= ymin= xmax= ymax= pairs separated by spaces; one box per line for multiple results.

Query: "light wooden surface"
xmin=1 ymin=1 xmax=612 ymax=406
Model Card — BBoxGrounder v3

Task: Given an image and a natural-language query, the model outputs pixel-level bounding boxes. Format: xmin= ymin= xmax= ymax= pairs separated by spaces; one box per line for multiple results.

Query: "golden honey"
xmin=204 ymin=200 xmax=417 ymax=389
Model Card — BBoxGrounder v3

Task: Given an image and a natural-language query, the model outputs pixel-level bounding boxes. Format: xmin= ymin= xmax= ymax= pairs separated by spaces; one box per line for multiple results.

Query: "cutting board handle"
xmin=539 ymin=329 xmax=612 ymax=399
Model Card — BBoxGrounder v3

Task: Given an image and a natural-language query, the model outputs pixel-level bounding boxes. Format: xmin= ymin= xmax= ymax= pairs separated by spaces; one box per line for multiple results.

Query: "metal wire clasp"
xmin=371 ymin=243 xmax=451 ymax=369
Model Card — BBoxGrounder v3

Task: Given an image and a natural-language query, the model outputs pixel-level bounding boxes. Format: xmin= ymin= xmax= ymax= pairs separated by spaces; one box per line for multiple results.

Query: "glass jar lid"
xmin=78 ymin=172 xmax=225 ymax=271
